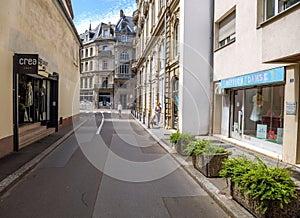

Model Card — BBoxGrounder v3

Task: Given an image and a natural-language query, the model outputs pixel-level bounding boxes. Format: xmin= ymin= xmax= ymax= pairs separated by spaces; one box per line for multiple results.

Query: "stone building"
xmin=0 ymin=0 xmax=81 ymax=158
xmin=79 ymin=10 xmax=136 ymax=109
xmin=133 ymin=0 xmax=212 ymax=134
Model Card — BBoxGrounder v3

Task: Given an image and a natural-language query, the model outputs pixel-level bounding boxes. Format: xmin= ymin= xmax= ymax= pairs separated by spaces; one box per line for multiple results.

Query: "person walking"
xmin=154 ymin=102 xmax=161 ymax=125
xmin=117 ymin=102 xmax=122 ymax=119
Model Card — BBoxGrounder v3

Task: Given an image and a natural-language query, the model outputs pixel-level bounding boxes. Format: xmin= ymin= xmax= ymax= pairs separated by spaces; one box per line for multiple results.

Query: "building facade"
xmin=0 ymin=0 xmax=81 ymax=158
xmin=212 ymin=0 xmax=300 ymax=164
xmin=133 ymin=0 xmax=212 ymax=134
xmin=80 ymin=11 xmax=136 ymax=109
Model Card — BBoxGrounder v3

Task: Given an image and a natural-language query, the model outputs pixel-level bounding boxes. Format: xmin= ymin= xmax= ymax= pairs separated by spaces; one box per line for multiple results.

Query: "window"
xmin=85 ymin=62 xmax=88 ymax=71
xmin=103 ymin=45 xmax=108 ymax=51
xmin=103 ymin=60 xmax=108 ymax=70
xmin=80 ymin=78 xmax=83 ymax=88
xmin=103 ymin=29 xmax=109 ymax=38
xmin=89 ymin=77 xmax=93 ymax=88
xmin=217 ymin=11 xmax=236 ymax=48
xmin=264 ymin=0 xmax=300 ymax=20
xmin=159 ymin=43 xmax=164 ymax=69
xmin=120 ymin=52 xmax=129 ymax=61
xmin=119 ymin=64 xmax=129 ymax=74
xmin=84 ymin=78 xmax=88 ymax=88
xmin=90 ymin=61 xmax=93 ymax=71
xmin=80 ymin=63 xmax=83 ymax=73
xmin=85 ymin=48 xmax=88 ymax=57
xmin=90 ymin=48 xmax=93 ymax=56
xmin=151 ymin=4 xmax=155 ymax=27
xmin=173 ymin=22 xmax=179 ymax=57
xmin=121 ymin=35 xmax=127 ymax=42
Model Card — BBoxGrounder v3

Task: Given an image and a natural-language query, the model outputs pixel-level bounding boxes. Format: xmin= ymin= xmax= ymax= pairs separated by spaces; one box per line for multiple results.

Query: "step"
xmin=19 ymin=122 xmax=42 ymax=133
xmin=19 ymin=125 xmax=47 ymax=139
xmin=19 ymin=128 xmax=55 ymax=149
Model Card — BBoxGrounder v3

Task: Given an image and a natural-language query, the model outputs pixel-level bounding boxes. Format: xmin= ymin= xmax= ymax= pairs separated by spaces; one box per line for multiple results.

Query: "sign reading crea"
xmin=15 ymin=54 xmax=39 ymax=74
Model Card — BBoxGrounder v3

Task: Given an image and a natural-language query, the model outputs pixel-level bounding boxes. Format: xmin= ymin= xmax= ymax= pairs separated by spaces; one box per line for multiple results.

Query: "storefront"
xmin=220 ymin=67 xmax=285 ymax=154
xmin=13 ymin=54 xmax=58 ymax=151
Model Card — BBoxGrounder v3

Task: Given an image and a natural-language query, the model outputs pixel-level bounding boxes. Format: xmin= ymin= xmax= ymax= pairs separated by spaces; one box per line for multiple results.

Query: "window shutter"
xmin=218 ymin=11 xmax=236 ymax=42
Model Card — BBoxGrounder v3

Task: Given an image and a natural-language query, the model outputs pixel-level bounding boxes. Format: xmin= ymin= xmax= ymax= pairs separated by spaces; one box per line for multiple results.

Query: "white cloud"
xmin=74 ymin=2 xmax=137 ymax=34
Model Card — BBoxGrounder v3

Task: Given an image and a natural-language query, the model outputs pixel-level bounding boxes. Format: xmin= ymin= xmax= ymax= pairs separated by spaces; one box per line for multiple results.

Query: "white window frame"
xmin=103 ymin=29 xmax=109 ymax=38
xmin=120 ymin=52 xmax=129 ymax=61
xmin=264 ymin=0 xmax=300 ymax=20
xmin=121 ymin=35 xmax=127 ymax=42
xmin=103 ymin=60 xmax=108 ymax=70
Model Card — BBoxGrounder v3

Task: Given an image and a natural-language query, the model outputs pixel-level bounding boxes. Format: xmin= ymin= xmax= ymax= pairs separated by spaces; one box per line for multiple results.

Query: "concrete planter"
xmin=175 ymin=138 xmax=190 ymax=156
xmin=231 ymin=182 xmax=300 ymax=218
xmin=192 ymin=153 xmax=228 ymax=177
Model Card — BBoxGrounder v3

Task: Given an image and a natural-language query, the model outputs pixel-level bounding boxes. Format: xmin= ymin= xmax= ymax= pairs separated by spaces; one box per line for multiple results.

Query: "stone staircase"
xmin=19 ymin=122 xmax=55 ymax=148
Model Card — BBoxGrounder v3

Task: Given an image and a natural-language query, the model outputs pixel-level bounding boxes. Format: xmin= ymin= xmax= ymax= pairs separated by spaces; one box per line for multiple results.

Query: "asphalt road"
xmin=0 ymin=111 xmax=228 ymax=218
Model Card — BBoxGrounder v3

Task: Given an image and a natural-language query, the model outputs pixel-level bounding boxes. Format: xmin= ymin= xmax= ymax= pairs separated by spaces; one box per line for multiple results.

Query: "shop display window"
xmin=244 ymin=85 xmax=284 ymax=144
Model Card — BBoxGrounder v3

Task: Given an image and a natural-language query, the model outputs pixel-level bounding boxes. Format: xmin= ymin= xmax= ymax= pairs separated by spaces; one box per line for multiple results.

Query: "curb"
xmin=0 ymin=119 xmax=87 ymax=196
xmin=132 ymin=114 xmax=254 ymax=218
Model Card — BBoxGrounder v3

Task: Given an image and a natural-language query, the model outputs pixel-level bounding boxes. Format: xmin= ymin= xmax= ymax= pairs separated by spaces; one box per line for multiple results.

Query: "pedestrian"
xmin=117 ymin=102 xmax=122 ymax=118
xmin=154 ymin=102 xmax=161 ymax=125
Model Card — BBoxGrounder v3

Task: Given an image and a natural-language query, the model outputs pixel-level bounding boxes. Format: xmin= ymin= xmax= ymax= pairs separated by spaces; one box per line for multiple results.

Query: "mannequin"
xmin=250 ymin=93 xmax=264 ymax=122
xmin=25 ymin=81 xmax=33 ymax=122
xmin=39 ymin=83 xmax=46 ymax=120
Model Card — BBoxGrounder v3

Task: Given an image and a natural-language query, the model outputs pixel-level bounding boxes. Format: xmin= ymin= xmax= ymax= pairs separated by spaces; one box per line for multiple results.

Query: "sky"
xmin=72 ymin=0 xmax=137 ymax=34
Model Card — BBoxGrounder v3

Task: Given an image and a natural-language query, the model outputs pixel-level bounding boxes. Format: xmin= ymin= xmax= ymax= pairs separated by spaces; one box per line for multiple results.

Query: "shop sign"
xmin=221 ymin=67 xmax=285 ymax=89
xmin=15 ymin=54 xmax=39 ymax=74
xmin=286 ymin=102 xmax=297 ymax=115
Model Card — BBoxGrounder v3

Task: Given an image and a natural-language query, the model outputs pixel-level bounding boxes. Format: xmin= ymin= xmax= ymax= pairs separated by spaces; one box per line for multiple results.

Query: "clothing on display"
xmin=250 ymin=93 xmax=264 ymax=122
xmin=25 ymin=82 xmax=33 ymax=107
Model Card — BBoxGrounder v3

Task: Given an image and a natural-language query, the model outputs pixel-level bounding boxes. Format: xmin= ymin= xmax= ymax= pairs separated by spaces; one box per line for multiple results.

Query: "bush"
xmin=185 ymin=139 xmax=229 ymax=156
xmin=169 ymin=131 xmax=181 ymax=144
xmin=169 ymin=132 xmax=194 ymax=144
xmin=220 ymin=155 xmax=296 ymax=214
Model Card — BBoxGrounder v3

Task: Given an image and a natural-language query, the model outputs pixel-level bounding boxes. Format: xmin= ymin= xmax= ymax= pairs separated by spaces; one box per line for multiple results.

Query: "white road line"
xmin=96 ymin=111 xmax=105 ymax=135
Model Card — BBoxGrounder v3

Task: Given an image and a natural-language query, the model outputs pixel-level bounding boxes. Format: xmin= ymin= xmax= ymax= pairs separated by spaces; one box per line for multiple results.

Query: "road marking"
xmin=96 ymin=111 xmax=104 ymax=135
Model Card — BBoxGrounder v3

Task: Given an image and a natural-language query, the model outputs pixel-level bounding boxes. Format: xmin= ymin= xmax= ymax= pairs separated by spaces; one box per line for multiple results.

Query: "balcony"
xmin=115 ymin=73 xmax=131 ymax=79
xmin=94 ymin=84 xmax=114 ymax=89
xmin=98 ymin=50 xmax=113 ymax=57
xmin=261 ymin=5 xmax=300 ymax=63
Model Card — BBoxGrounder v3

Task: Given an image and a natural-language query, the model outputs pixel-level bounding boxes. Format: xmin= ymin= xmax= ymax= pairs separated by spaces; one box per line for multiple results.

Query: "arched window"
xmin=173 ymin=22 xmax=179 ymax=58
xmin=120 ymin=52 xmax=129 ymax=62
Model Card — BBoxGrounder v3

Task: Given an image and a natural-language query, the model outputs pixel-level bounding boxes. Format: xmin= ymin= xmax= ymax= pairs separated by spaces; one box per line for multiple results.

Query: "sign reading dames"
xmin=15 ymin=54 xmax=39 ymax=74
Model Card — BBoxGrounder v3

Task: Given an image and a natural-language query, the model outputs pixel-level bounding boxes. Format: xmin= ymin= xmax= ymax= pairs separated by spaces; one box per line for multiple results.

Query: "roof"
xmin=79 ymin=22 xmax=115 ymax=43
xmin=115 ymin=15 xmax=136 ymax=34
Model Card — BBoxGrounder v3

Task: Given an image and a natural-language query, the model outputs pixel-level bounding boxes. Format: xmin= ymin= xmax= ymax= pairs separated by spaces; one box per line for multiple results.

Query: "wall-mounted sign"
xmin=220 ymin=67 xmax=285 ymax=89
xmin=15 ymin=54 xmax=39 ymax=74
xmin=286 ymin=102 xmax=297 ymax=115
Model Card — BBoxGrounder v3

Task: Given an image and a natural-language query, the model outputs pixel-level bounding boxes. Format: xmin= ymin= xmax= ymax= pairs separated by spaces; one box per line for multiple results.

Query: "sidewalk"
xmin=135 ymin=116 xmax=300 ymax=218
xmin=0 ymin=117 xmax=87 ymax=195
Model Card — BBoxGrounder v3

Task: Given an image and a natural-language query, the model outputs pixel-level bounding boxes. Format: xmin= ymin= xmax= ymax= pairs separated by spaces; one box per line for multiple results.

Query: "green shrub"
xmin=169 ymin=132 xmax=194 ymax=144
xmin=169 ymin=131 xmax=181 ymax=144
xmin=184 ymin=139 xmax=230 ymax=156
xmin=220 ymin=155 xmax=296 ymax=214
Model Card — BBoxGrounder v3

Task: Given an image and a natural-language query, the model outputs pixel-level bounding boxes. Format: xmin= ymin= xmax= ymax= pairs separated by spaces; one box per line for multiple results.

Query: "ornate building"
xmin=133 ymin=0 xmax=212 ymax=134
xmin=80 ymin=10 xmax=136 ymax=109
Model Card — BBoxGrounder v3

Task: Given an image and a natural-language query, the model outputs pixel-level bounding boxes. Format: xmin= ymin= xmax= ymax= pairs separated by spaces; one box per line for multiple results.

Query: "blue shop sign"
xmin=220 ymin=67 xmax=285 ymax=89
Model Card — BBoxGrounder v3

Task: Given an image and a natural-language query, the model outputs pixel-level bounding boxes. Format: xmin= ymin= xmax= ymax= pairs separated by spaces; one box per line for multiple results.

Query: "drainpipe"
xmin=163 ymin=0 xmax=167 ymax=128
xmin=209 ymin=0 xmax=215 ymax=136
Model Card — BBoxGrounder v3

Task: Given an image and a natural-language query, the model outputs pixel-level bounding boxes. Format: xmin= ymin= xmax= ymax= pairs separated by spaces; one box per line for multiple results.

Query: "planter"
xmin=175 ymin=138 xmax=190 ymax=156
xmin=231 ymin=182 xmax=300 ymax=218
xmin=192 ymin=153 xmax=228 ymax=177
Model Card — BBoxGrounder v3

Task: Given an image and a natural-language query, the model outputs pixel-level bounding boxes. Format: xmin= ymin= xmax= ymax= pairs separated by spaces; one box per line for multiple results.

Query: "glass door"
xmin=231 ymin=90 xmax=244 ymax=139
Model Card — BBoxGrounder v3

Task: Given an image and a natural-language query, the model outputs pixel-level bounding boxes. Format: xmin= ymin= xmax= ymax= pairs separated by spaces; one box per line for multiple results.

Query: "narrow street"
xmin=0 ymin=112 xmax=228 ymax=218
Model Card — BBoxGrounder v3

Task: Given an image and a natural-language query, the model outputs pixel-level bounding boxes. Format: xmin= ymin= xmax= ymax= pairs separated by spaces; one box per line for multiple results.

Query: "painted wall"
xmin=0 ymin=0 xmax=80 ymax=140
xmin=179 ymin=0 xmax=212 ymax=135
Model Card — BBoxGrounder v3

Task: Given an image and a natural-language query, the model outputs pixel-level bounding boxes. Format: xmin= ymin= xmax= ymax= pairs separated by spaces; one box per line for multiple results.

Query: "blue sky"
xmin=72 ymin=0 xmax=137 ymax=34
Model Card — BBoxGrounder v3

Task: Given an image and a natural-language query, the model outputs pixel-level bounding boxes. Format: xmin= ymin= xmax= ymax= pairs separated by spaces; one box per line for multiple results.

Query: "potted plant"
xmin=220 ymin=155 xmax=300 ymax=217
xmin=185 ymin=139 xmax=230 ymax=177
xmin=169 ymin=132 xmax=195 ymax=156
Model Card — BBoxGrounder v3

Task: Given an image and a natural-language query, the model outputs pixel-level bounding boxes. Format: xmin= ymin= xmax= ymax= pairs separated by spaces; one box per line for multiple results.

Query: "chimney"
xmin=120 ymin=9 xmax=124 ymax=18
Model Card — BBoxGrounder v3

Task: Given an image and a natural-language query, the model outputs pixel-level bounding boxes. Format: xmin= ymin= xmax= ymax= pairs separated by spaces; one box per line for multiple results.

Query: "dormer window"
xmin=121 ymin=35 xmax=127 ymax=42
xmin=103 ymin=45 xmax=108 ymax=51
xmin=103 ymin=29 xmax=109 ymax=38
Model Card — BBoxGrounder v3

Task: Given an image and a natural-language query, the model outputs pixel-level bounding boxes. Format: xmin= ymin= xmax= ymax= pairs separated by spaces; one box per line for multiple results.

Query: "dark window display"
xmin=19 ymin=75 xmax=49 ymax=125
xmin=244 ymin=85 xmax=284 ymax=144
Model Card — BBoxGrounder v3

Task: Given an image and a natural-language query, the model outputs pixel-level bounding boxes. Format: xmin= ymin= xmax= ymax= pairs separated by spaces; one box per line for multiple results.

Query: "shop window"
xmin=264 ymin=0 xmax=300 ymax=20
xmin=217 ymin=10 xmax=236 ymax=49
xmin=244 ymin=85 xmax=284 ymax=144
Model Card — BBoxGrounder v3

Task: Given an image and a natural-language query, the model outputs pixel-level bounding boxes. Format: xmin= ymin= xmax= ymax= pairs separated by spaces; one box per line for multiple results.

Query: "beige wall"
xmin=0 ymin=0 xmax=80 ymax=140
xmin=283 ymin=65 xmax=300 ymax=164
xmin=214 ymin=0 xmax=284 ymax=81
xmin=262 ymin=9 xmax=300 ymax=62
